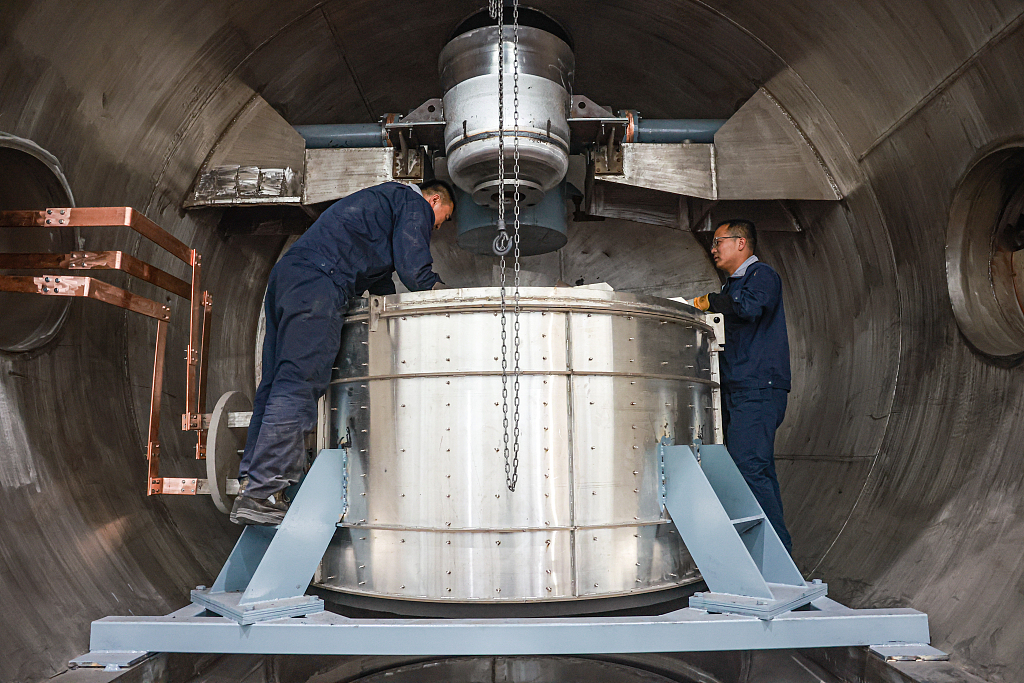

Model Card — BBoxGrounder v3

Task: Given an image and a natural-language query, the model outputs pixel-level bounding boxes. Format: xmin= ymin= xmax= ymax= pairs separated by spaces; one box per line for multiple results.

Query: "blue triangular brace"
xmin=661 ymin=440 xmax=826 ymax=619
xmin=191 ymin=448 xmax=347 ymax=624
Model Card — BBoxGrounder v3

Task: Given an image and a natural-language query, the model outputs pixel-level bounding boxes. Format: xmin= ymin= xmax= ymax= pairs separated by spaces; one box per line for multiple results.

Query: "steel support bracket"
xmin=69 ymin=650 xmax=151 ymax=670
xmin=592 ymin=121 xmax=626 ymax=175
xmin=189 ymin=449 xmax=346 ymax=624
xmin=662 ymin=441 xmax=821 ymax=619
xmin=869 ymin=643 xmax=950 ymax=662
xmin=690 ymin=581 xmax=827 ymax=620
xmin=191 ymin=589 xmax=323 ymax=625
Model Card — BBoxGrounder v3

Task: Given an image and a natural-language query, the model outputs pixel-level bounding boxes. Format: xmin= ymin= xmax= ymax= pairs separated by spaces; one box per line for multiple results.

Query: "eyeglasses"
xmin=711 ymin=236 xmax=742 ymax=249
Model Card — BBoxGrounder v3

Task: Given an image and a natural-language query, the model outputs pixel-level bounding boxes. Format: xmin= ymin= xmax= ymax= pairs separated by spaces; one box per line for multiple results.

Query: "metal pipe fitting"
xmin=293 ymin=123 xmax=387 ymax=149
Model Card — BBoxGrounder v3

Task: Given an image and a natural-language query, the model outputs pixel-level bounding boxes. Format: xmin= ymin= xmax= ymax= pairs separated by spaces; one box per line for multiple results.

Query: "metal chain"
xmin=491 ymin=1 xmax=522 ymax=492
xmin=493 ymin=0 xmax=513 ymax=491
xmin=508 ymin=0 xmax=522 ymax=492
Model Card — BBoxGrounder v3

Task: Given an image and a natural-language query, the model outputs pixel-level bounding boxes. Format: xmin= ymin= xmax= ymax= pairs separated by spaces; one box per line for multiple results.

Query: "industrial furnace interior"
xmin=1 ymin=1 xmax=1023 ymax=682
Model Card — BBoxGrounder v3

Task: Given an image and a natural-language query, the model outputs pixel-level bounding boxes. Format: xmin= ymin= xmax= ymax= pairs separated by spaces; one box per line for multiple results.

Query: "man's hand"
xmin=693 ymin=294 xmax=711 ymax=311
xmin=431 ymin=281 xmax=446 ymax=290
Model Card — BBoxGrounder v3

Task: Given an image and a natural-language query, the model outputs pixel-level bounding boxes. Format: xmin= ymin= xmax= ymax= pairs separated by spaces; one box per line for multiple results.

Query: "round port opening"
xmin=946 ymin=145 xmax=1024 ymax=359
xmin=0 ymin=134 xmax=75 ymax=352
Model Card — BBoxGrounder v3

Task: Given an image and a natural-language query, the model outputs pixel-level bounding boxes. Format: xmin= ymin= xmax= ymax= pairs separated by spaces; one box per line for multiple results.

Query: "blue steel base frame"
xmin=76 ymin=445 xmax=935 ymax=661
xmin=86 ymin=598 xmax=929 ymax=657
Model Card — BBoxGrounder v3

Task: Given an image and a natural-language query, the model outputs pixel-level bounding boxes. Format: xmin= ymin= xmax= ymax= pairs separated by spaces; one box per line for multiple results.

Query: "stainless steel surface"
xmin=2 ymin=1 xmax=1024 ymax=681
xmin=440 ymin=26 xmax=573 ymax=207
xmin=603 ymin=90 xmax=841 ymax=201
xmin=302 ymin=148 xmax=400 ymax=204
xmin=318 ymin=288 xmax=710 ymax=602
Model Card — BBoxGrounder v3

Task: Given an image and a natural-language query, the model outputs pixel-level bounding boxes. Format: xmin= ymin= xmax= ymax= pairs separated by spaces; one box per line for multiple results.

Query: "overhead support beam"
xmin=601 ymin=88 xmax=842 ymax=201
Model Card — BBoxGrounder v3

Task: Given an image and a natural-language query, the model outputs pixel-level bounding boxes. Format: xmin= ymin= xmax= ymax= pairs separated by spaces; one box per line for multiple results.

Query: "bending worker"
xmin=692 ymin=219 xmax=793 ymax=553
xmin=231 ymin=180 xmax=456 ymax=526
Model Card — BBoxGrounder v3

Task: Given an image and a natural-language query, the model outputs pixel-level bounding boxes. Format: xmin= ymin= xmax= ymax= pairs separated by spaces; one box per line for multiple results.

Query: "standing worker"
xmin=691 ymin=219 xmax=793 ymax=553
xmin=231 ymin=180 xmax=456 ymax=526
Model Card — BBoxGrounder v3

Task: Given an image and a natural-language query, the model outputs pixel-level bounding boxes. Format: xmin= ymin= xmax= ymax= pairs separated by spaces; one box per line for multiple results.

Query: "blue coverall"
xmin=707 ymin=260 xmax=793 ymax=552
xmin=240 ymin=182 xmax=442 ymax=498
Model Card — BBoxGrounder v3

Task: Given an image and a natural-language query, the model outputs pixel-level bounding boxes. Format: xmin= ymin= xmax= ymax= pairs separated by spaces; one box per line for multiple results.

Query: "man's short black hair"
xmin=716 ymin=219 xmax=757 ymax=253
xmin=419 ymin=179 xmax=457 ymax=210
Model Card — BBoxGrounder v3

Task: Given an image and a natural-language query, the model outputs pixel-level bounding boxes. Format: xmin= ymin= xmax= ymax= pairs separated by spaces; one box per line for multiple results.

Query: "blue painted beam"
xmin=294 ymin=124 xmax=386 ymax=148
xmin=633 ymin=118 xmax=726 ymax=144
xmin=88 ymin=599 xmax=930 ymax=656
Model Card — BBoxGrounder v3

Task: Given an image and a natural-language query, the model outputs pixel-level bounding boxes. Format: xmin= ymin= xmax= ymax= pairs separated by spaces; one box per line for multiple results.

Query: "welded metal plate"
xmin=319 ymin=527 xmax=573 ymax=600
xmin=69 ymin=650 xmax=150 ymax=669
xmin=869 ymin=643 xmax=950 ymax=662
xmin=689 ymin=582 xmax=827 ymax=619
xmin=344 ymin=374 xmax=571 ymax=529
xmin=190 ymin=588 xmax=323 ymax=625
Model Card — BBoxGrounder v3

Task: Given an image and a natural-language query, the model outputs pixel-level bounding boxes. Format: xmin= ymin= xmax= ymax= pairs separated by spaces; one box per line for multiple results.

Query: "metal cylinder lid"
xmin=316 ymin=288 xmax=718 ymax=611
xmin=438 ymin=26 xmax=574 ymax=96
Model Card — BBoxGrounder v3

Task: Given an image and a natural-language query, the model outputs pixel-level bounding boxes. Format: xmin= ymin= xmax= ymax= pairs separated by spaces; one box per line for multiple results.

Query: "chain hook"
xmin=493 ymin=230 xmax=512 ymax=256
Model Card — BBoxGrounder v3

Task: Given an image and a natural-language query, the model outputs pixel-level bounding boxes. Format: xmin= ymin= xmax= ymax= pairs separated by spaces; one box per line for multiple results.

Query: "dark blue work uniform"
xmin=240 ymin=182 xmax=441 ymax=498
xmin=707 ymin=259 xmax=793 ymax=552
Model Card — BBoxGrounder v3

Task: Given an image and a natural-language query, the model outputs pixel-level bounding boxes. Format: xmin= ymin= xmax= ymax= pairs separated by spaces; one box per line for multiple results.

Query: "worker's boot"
xmin=230 ymin=490 xmax=289 ymax=526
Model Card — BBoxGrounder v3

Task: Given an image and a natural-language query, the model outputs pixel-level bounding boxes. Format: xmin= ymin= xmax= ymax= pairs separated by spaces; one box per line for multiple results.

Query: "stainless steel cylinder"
xmin=315 ymin=287 xmax=717 ymax=606
xmin=439 ymin=27 xmax=574 ymax=208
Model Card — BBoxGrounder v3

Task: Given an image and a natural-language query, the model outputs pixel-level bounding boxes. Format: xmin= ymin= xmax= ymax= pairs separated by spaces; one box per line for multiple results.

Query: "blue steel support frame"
xmin=86 ymin=598 xmax=928 ymax=656
xmin=75 ymin=444 xmax=933 ymax=660
xmin=662 ymin=442 xmax=825 ymax=618
xmin=190 ymin=449 xmax=346 ymax=623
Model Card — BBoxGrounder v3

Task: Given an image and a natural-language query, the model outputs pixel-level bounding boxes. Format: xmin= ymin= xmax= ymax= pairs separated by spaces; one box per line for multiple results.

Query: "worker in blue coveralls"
xmin=691 ymin=219 xmax=793 ymax=553
xmin=231 ymin=180 xmax=456 ymax=526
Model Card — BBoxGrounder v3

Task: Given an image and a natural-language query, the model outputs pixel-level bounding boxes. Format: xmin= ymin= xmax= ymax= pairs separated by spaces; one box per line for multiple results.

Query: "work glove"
xmin=692 ymin=294 xmax=710 ymax=311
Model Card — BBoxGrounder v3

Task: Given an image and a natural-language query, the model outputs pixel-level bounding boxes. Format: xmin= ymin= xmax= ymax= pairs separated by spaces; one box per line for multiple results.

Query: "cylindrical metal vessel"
xmin=439 ymin=26 xmax=574 ymax=209
xmin=315 ymin=288 xmax=718 ymax=607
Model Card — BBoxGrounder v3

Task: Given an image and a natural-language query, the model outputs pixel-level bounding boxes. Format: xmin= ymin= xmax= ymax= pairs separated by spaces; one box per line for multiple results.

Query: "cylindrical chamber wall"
xmin=315 ymin=288 xmax=716 ymax=604
xmin=3 ymin=1 xmax=1024 ymax=680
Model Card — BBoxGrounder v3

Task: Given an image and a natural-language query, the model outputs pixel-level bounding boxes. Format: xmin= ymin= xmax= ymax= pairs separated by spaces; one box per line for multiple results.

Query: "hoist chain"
xmin=493 ymin=0 xmax=522 ymax=492
xmin=509 ymin=0 xmax=522 ymax=493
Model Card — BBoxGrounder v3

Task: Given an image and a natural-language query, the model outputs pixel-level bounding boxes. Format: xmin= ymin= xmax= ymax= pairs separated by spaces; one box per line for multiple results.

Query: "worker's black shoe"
xmin=229 ymin=492 xmax=289 ymax=526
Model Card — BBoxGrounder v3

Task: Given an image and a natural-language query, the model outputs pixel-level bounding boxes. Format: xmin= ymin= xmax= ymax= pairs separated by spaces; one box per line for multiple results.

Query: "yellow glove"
xmin=693 ymin=294 xmax=711 ymax=311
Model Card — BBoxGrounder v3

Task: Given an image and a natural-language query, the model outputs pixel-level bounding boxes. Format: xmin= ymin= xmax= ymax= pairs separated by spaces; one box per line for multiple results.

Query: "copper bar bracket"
xmin=0 ymin=251 xmax=191 ymax=299
xmin=0 ymin=274 xmax=171 ymax=320
xmin=0 ymin=207 xmax=193 ymax=264
xmin=147 ymin=320 xmax=168 ymax=495
xmin=183 ymin=250 xmax=203 ymax=433
xmin=193 ymin=291 xmax=214 ymax=458
xmin=1 ymin=206 xmax=214 ymax=497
